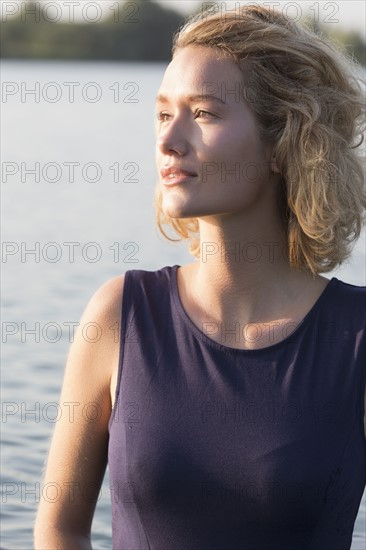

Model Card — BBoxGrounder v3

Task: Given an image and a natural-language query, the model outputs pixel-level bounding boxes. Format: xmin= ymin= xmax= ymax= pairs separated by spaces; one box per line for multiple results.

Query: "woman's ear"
xmin=270 ymin=151 xmax=280 ymax=174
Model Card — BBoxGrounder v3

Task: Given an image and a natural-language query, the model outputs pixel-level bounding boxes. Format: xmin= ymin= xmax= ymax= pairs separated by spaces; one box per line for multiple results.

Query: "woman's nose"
xmin=156 ymin=116 xmax=189 ymax=156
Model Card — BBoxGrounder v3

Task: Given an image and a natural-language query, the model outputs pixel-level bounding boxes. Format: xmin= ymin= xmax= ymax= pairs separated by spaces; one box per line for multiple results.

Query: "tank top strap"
xmin=110 ymin=265 xmax=178 ymax=421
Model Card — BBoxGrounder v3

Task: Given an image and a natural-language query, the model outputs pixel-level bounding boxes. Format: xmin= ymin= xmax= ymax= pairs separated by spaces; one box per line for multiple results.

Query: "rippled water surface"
xmin=1 ymin=60 xmax=365 ymax=549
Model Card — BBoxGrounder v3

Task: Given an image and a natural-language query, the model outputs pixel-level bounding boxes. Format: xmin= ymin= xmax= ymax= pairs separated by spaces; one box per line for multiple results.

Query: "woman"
xmin=34 ymin=4 xmax=366 ymax=549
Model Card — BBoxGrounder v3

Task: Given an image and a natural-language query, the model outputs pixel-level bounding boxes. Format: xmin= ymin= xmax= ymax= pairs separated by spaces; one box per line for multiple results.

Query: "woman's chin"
xmin=162 ymin=198 xmax=196 ymax=219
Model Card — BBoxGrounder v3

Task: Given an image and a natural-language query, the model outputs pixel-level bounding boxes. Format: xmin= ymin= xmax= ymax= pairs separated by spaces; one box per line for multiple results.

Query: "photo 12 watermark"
xmin=2 ymin=161 xmax=140 ymax=183
xmin=1 ymin=81 xmax=140 ymax=103
xmin=1 ymin=400 xmax=140 ymax=424
xmin=200 ymin=399 xmax=340 ymax=424
xmin=1 ymin=314 xmax=142 ymax=344
xmin=199 ymin=2 xmax=340 ymax=25
xmin=1 ymin=1 xmax=140 ymax=24
xmin=1 ymin=241 xmax=140 ymax=263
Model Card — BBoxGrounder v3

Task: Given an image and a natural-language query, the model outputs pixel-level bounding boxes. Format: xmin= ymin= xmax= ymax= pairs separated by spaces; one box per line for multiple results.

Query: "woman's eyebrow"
xmin=155 ymin=93 xmax=227 ymax=106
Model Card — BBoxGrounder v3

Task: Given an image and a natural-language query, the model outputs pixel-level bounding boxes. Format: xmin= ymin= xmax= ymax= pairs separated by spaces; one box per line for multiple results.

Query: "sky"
xmin=1 ymin=0 xmax=365 ymax=35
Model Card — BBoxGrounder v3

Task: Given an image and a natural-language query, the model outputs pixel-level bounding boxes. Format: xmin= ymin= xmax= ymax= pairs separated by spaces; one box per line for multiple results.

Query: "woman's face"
xmin=155 ymin=45 xmax=279 ymax=220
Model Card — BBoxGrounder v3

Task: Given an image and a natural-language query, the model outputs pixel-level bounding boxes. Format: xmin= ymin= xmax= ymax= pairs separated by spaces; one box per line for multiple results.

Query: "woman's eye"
xmin=194 ymin=109 xmax=214 ymax=119
xmin=156 ymin=112 xmax=171 ymax=122
xmin=156 ymin=109 xmax=215 ymax=122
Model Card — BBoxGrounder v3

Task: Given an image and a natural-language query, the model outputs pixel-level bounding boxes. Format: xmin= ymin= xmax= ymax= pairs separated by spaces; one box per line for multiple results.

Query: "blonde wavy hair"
xmin=154 ymin=4 xmax=366 ymax=275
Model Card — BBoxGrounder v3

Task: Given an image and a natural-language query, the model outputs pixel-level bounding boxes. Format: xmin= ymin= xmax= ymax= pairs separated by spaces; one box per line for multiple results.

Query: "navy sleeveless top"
xmin=108 ymin=265 xmax=366 ymax=550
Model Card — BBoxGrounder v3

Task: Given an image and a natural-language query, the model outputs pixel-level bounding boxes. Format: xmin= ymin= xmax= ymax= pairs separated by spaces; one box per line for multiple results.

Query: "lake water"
xmin=1 ymin=60 xmax=365 ymax=549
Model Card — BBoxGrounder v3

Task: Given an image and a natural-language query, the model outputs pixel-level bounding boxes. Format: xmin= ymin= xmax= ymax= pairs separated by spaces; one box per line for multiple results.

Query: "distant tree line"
xmin=303 ymin=16 xmax=366 ymax=68
xmin=1 ymin=0 xmax=365 ymax=66
xmin=1 ymin=0 xmax=185 ymax=60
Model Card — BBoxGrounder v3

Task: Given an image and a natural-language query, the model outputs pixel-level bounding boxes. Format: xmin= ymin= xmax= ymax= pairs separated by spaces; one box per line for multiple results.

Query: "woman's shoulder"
xmin=336 ymin=278 xmax=366 ymax=293
xmin=84 ymin=274 xmax=126 ymax=325
xmin=84 ymin=264 xmax=176 ymax=323
xmin=93 ymin=274 xmax=126 ymax=303
xmin=333 ymin=277 xmax=366 ymax=309
xmin=327 ymin=278 xmax=366 ymax=337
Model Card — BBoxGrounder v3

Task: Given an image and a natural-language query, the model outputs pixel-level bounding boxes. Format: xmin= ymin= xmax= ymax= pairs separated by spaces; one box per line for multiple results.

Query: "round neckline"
xmin=170 ymin=264 xmax=338 ymax=355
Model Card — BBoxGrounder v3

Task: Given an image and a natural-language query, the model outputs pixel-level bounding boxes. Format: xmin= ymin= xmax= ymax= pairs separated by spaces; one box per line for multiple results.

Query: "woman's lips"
xmin=162 ymin=173 xmax=197 ymax=186
xmin=160 ymin=166 xmax=197 ymax=186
